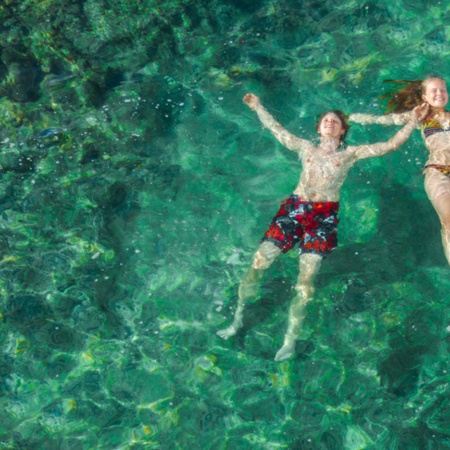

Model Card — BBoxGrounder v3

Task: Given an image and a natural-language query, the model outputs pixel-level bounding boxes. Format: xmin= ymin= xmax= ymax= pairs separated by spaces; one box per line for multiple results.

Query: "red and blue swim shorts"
xmin=261 ymin=195 xmax=340 ymax=257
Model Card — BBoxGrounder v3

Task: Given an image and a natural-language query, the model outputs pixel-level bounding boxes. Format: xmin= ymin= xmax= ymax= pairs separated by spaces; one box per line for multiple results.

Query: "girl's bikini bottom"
xmin=425 ymin=164 xmax=450 ymax=179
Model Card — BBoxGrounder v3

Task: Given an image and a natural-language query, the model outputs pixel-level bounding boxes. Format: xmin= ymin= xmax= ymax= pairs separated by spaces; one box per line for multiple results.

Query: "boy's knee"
xmin=252 ymin=251 xmax=273 ymax=269
xmin=251 ymin=242 xmax=281 ymax=269
xmin=294 ymin=283 xmax=314 ymax=301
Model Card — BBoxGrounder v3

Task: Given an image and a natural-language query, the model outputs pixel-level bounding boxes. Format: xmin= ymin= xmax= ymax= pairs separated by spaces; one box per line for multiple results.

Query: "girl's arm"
xmin=350 ymin=104 xmax=427 ymax=160
xmin=349 ymin=111 xmax=412 ymax=126
xmin=244 ymin=94 xmax=311 ymax=152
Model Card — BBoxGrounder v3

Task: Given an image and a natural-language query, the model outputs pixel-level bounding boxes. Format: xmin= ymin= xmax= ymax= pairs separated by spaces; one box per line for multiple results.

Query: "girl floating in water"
xmin=350 ymin=75 xmax=450 ymax=265
xmin=217 ymin=93 xmax=427 ymax=362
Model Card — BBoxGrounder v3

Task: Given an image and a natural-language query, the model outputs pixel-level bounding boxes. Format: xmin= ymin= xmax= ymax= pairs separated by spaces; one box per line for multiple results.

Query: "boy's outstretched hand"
xmin=243 ymin=93 xmax=261 ymax=110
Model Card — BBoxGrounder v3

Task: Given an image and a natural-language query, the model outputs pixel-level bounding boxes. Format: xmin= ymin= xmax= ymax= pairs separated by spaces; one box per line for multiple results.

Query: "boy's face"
xmin=319 ymin=113 xmax=345 ymax=140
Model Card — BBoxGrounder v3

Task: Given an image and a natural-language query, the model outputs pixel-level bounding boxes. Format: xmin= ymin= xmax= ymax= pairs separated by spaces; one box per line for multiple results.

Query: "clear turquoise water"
xmin=1 ymin=0 xmax=450 ymax=448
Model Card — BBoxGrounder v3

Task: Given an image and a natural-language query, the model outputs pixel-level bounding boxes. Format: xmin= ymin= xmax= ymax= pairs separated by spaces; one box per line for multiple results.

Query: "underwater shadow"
xmin=231 ymin=274 xmax=292 ymax=350
xmin=231 ymin=272 xmax=316 ymax=360
xmin=378 ymin=303 xmax=443 ymax=398
xmin=330 ymin=181 xmax=440 ymax=285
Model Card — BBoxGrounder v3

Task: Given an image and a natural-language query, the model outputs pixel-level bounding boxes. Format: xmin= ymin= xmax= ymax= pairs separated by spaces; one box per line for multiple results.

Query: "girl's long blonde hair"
xmin=381 ymin=75 xmax=446 ymax=113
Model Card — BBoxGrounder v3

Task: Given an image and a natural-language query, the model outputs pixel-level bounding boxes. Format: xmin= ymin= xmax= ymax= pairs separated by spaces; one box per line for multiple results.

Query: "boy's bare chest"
xmin=303 ymin=150 xmax=352 ymax=173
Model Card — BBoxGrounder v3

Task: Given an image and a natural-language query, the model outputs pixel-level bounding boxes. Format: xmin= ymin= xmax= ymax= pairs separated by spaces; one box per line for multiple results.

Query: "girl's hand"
xmin=412 ymin=103 xmax=429 ymax=122
xmin=243 ymin=93 xmax=261 ymax=110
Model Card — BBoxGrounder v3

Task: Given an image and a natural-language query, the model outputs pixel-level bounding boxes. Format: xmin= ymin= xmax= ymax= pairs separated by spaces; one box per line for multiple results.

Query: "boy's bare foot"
xmin=274 ymin=340 xmax=296 ymax=362
xmin=216 ymin=325 xmax=239 ymax=340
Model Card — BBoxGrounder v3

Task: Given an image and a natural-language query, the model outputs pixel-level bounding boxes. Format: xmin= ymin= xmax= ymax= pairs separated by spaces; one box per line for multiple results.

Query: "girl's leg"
xmin=217 ymin=241 xmax=282 ymax=339
xmin=425 ymin=171 xmax=450 ymax=265
xmin=275 ymin=252 xmax=323 ymax=361
xmin=430 ymin=193 xmax=450 ymax=264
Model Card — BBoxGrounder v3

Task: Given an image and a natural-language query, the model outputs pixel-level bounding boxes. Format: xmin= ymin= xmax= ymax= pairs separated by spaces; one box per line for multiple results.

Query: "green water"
xmin=0 ymin=0 xmax=450 ymax=448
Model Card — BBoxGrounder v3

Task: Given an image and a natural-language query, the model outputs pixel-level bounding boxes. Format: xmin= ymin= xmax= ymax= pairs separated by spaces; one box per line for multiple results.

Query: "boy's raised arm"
xmin=244 ymin=94 xmax=311 ymax=153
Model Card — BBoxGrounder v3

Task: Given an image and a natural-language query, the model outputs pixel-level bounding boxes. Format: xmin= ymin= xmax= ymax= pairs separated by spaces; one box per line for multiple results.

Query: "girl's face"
xmin=422 ymin=78 xmax=448 ymax=109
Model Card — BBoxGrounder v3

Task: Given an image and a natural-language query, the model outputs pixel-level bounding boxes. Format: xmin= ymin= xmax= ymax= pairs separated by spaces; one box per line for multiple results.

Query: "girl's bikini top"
xmin=422 ymin=115 xmax=450 ymax=138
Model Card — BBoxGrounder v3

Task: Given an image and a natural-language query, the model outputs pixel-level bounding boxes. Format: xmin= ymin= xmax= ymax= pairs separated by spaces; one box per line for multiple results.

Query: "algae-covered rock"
xmin=0 ymin=0 xmax=448 ymax=449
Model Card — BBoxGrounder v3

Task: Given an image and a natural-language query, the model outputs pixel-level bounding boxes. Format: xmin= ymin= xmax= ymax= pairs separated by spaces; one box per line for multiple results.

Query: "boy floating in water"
xmin=217 ymin=93 xmax=427 ymax=362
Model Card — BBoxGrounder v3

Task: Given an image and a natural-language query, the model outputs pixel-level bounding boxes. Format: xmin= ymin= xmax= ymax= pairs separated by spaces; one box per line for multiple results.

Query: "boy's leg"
xmin=274 ymin=252 xmax=322 ymax=361
xmin=217 ymin=241 xmax=281 ymax=339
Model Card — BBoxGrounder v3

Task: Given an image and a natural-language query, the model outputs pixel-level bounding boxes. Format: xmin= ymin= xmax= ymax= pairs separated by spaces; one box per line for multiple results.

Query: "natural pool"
xmin=1 ymin=0 xmax=450 ymax=448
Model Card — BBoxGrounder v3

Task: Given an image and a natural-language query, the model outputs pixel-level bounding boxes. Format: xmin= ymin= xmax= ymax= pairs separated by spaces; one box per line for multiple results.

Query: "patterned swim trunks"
xmin=261 ymin=195 xmax=340 ymax=256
